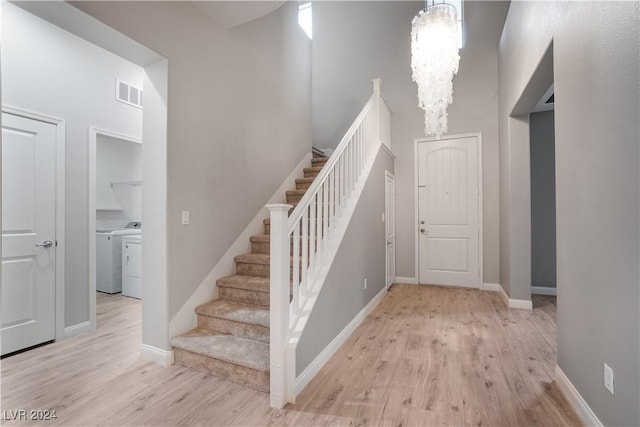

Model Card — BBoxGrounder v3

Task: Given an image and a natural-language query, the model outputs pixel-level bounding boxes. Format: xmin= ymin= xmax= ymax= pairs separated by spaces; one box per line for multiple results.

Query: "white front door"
xmin=418 ymin=136 xmax=479 ymax=288
xmin=1 ymin=113 xmax=57 ymax=355
xmin=385 ymin=172 xmax=396 ymax=289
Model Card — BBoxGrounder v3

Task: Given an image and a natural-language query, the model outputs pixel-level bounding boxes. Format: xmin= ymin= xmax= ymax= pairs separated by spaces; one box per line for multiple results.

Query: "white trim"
xmin=508 ymin=298 xmax=533 ymax=310
xmin=169 ymin=153 xmax=313 ymax=339
xmin=88 ymin=127 xmax=142 ymax=332
xmin=295 ymin=286 xmax=387 ymax=395
xmin=482 ymin=282 xmax=502 ymax=292
xmin=497 ymin=284 xmax=533 ymax=310
xmin=395 ymin=276 xmax=418 ymax=285
xmin=140 ymin=343 xmax=174 ymax=366
xmin=414 ymin=132 xmax=484 ymax=288
xmin=64 ymin=321 xmax=92 ymax=339
xmin=2 ymin=105 xmax=66 ymax=343
xmin=555 ymin=365 xmax=603 ymax=427
xmin=486 ymin=283 xmax=533 ymax=310
xmin=532 ymin=285 xmax=557 ymax=296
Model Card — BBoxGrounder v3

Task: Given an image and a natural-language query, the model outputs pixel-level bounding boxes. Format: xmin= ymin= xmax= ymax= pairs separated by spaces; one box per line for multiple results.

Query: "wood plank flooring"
xmin=0 ymin=286 xmax=581 ymax=426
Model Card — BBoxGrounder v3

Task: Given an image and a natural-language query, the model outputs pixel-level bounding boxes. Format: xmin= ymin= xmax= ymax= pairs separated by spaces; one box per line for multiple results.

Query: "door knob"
xmin=35 ymin=240 xmax=53 ymax=248
xmin=420 ymin=220 xmax=425 ymax=225
xmin=420 ymin=228 xmax=425 ymax=233
xmin=387 ymin=241 xmax=392 ymax=246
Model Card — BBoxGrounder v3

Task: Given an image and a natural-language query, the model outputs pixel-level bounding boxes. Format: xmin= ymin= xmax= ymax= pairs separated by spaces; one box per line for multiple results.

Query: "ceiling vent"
xmin=115 ymin=79 xmax=143 ymax=109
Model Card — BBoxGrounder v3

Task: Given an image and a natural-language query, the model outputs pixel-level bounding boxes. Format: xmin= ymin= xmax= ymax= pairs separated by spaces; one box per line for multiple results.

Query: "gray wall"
xmin=73 ymin=2 xmax=312 ymax=324
xmin=530 ymin=111 xmax=556 ymax=288
xmin=499 ymin=2 xmax=639 ymax=425
xmin=312 ymin=1 xmax=508 ymax=284
xmin=1 ymin=2 xmax=144 ymax=327
xmin=297 ymin=147 xmax=394 ymax=375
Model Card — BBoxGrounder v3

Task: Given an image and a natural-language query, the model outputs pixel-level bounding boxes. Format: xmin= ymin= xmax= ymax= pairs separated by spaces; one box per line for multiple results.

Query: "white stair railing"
xmin=267 ymin=79 xmax=390 ymax=408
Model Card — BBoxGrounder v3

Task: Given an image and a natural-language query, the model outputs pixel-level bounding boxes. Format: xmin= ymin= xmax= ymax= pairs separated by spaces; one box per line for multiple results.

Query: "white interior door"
xmin=418 ymin=136 xmax=479 ymax=288
xmin=2 ymin=113 xmax=57 ymax=355
xmin=385 ymin=172 xmax=396 ymax=289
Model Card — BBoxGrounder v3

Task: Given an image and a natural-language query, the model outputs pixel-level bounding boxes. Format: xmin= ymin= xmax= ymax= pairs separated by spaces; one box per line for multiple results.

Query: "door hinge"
xmin=55 ymin=240 xmax=58 ymax=247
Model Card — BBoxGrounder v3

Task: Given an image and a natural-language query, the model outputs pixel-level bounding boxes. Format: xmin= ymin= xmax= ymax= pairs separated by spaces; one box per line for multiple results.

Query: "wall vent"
xmin=115 ymin=79 xmax=143 ymax=109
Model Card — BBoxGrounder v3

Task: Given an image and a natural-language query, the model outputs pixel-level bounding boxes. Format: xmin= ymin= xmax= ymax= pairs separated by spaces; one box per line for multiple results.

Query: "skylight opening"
xmin=298 ymin=2 xmax=312 ymax=40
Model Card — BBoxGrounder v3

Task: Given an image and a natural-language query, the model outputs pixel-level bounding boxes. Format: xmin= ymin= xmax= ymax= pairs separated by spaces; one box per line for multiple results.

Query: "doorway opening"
xmin=530 ymin=93 xmax=557 ymax=300
xmin=90 ymin=129 xmax=143 ymax=332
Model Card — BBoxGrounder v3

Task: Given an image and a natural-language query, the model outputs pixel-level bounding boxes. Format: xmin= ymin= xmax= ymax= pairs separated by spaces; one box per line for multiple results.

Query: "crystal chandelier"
xmin=411 ymin=1 xmax=460 ymax=138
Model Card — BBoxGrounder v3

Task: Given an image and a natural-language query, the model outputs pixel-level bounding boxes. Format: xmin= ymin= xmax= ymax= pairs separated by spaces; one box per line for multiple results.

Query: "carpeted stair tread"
xmin=234 ymin=253 xmax=270 ymax=265
xmin=217 ymin=274 xmax=269 ymax=293
xmin=196 ymin=299 xmax=269 ymax=328
xmin=311 ymin=157 xmax=328 ymax=165
xmin=303 ymin=166 xmax=323 ymax=174
xmin=172 ymin=329 xmax=269 ymax=372
xmin=286 ymin=189 xmax=307 ymax=197
xmin=249 ymin=234 xmax=318 ymax=243
xmin=296 ymin=178 xmax=315 ymax=184
xmin=249 ymin=234 xmax=270 ymax=243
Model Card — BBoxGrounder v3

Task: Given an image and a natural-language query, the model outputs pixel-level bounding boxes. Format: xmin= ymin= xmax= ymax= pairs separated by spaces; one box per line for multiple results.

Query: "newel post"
xmin=372 ymin=78 xmax=382 ymax=146
xmin=267 ymin=203 xmax=292 ymax=408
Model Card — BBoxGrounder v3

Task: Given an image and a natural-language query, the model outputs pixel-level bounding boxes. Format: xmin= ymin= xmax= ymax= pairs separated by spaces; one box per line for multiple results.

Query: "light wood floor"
xmin=0 ymin=286 xmax=580 ymax=426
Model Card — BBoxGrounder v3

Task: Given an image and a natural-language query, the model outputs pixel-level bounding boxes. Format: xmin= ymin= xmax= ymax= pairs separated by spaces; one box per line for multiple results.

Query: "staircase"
xmin=171 ymin=155 xmax=328 ymax=392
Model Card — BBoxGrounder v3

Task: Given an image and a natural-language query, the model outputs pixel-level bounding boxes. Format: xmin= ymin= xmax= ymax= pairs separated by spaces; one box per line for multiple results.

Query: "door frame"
xmin=88 ymin=127 xmax=142 ymax=331
xmin=2 ymin=105 xmax=66 ymax=342
xmin=385 ymin=170 xmax=396 ymax=289
xmin=413 ymin=132 xmax=483 ymax=288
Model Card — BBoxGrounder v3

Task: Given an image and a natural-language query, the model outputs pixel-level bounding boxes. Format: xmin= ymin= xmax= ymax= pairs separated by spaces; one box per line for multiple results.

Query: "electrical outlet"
xmin=181 ymin=210 xmax=190 ymax=225
xmin=604 ymin=363 xmax=615 ymax=395
xmin=364 ymin=278 xmax=368 ymax=290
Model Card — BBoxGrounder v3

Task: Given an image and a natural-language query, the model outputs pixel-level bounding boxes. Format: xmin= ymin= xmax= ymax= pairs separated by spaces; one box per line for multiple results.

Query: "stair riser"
xmin=311 ymin=160 xmax=328 ymax=167
xmin=251 ymin=239 xmax=318 ymax=255
xmin=174 ymin=348 xmax=269 ymax=393
xmin=304 ymin=170 xmax=320 ymax=179
xmin=251 ymin=241 xmax=270 ymax=254
xmin=219 ymin=287 xmax=269 ymax=307
xmin=286 ymin=193 xmax=304 ymax=204
xmin=197 ymin=315 xmax=270 ymax=343
xmin=236 ymin=262 xmax=269 ymax=278
xmin=296 ymin=181 xmax=312 ymax=190
xmin=235 ymin=261 xmax=303 ymax=280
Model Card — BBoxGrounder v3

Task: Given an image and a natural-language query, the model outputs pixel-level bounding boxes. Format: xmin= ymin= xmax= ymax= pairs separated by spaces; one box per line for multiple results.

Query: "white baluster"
xmin=322 ymin=180 xmax=328 ymax=242
xmin=292 ymin=221 xmax=300 ymax=315
xmin=301 ymin=207 xmax=308 ymax=298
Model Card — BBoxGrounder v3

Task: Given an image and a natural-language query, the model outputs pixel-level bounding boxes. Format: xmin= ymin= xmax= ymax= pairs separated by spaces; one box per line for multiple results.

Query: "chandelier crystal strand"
xmin=411 ymin=4 xmax=460 ymax=138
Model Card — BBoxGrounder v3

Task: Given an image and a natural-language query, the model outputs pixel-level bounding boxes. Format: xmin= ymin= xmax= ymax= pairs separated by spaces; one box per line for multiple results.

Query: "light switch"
xmin=181 ymin=210 xmax=190 ymax=225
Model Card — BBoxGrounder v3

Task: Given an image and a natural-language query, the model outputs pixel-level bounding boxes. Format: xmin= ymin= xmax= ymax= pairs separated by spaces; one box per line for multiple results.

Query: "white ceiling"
xmin=191 ymin=1 xmax=287 ymax=29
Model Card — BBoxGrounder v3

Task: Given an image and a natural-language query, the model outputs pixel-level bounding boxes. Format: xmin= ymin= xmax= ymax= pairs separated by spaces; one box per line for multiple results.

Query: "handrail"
xmin=268 ymin=78 xmax=389 ymax=409
xmin=286 ymin=94 xmax=376 ymax=233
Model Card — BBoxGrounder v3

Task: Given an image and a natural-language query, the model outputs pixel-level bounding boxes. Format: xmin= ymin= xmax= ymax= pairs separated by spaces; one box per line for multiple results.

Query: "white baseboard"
xmin=508 ymin=298 xmax=533 ymax=310
xmin=140 ymin=343 xmax=174 ymax=366
xmin=169 ymin=153 xmax=313 ymax=338
xmin=532 ymin=285 xmax=557 ymax=296
xmin=555 ymin=365 xmax=603 ymax=427
xmin=395 ymin=276 xmax=418 ymax=285
xmin=485 ymin=283 xmax=533 ymax=310
xmin=482 ymin=282 xmax=502 ymax=292
xmin=64 ymin=321 xmax=92 ymax=339
xmin=295 ymin=286 xmax=387 ymax=395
